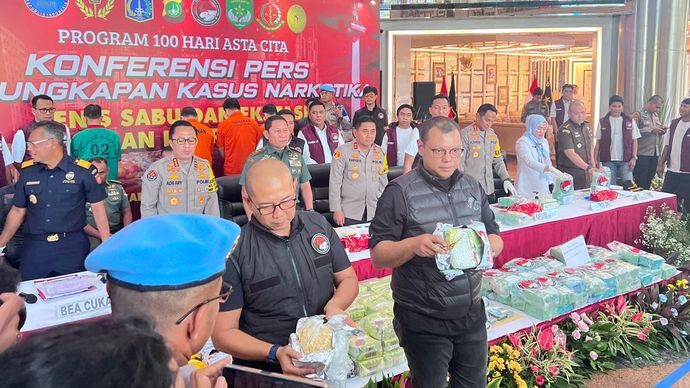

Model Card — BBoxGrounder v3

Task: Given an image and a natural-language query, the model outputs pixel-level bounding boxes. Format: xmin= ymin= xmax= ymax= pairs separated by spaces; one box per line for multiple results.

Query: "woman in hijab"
xmin=516 ymin=114 xmax=559 ymax=197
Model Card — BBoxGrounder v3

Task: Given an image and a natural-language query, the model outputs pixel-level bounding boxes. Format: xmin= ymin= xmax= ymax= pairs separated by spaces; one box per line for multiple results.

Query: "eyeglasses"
xmin=34 ymin=107 xmax=56 ymax=114
xmin=252 ymin=197 xmax=297 ymax=215
xmin=175 ymin=282 xmax=232 ymax=325
xmin=363 ymin=93 xmax=376 ymax=98
xmin=171 ymin=137 xmax=198 ymax=145
xmin=426 ymin=146 xmax=463 ymax=159
xmin=26 ymin=137 xmax=55 ymax=148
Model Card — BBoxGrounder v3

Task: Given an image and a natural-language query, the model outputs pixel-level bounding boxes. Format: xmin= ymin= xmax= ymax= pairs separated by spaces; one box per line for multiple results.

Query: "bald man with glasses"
xmin=140 ymin=120 xmax=220 ymax=218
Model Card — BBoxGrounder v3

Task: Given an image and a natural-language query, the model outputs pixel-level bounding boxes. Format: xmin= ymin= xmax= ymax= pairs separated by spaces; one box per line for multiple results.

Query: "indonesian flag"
xmin=529 ymin=76 xmax=539 ymax=95
xmin=440 ymin=76 xmax=448 ymax=96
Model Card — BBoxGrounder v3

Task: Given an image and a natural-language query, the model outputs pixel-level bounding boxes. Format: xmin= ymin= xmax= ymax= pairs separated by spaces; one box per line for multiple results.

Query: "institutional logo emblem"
xmin=76 ymin=0 xmax=115 ymax=19
xmin=191 ymin=0 xmax=221 ymax=26
xmin=163 ymin=0 xmax=185 ymax=23
xmin=256 ymin=0 xmax=283 ymax=31
xmin=24 ymin=0 xmax=69 ymax=18
xmin=226 ymin=0 xmax=253 ymax=29
xmin=311 ymin=233 xmax=331 ymax=255
xmin=126 ymin=0 xmax=154 ymax=22
xmin=286 ymin=4 xmax=306 ymax=34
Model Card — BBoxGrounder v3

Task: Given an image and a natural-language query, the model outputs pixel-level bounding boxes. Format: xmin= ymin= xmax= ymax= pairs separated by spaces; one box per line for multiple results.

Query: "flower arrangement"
xmin=487 ymin=343 xmax=527 ymax=388
xmin=633 ymin=275 xmax=690 ymax=351
xmin=637 ymin=204 xmax=690 ymax=267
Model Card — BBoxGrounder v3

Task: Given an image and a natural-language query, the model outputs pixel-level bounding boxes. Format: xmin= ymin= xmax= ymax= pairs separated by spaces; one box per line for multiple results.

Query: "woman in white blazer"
xmin=516 ymin=114 xmax=560 ymax=197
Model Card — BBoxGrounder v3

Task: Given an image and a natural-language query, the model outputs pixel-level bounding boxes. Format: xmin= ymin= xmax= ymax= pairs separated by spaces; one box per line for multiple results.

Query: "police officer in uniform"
xmin=557 ymin=100 xmax=597 ymax=190
xmin=633 ymin=95 xmax=667 ymax=189
xmin=329 ymin=117 xmax=388 ymax=226
xmin=0 ymin=121 xmax=110 ymax=280
xmin=141 ymin=120 xmax=220 ymax=218
xmin=240 ymin=115 xmax=314 ymax=217
xmin=460 ymin=104 xmax=517 ymax=203
xmin=212 ymin=159 xmax=358 ymax=376
xmin=84 ymin=157 xmax=132 ymax=250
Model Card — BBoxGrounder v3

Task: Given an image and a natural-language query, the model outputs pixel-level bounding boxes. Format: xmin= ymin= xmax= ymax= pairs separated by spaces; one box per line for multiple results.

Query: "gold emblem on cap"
xmin=29 ymin=194 xmax=37 ymax=204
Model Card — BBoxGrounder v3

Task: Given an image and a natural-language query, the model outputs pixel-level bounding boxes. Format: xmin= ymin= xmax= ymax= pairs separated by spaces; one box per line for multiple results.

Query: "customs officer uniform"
xmin=240 ymin=144 xmax=311 ymax=201
xmin=460 ymin=124 xmax=511 ymax=203
xmin=15 ymin=156 xmax=106 ymax=280
xmin=557 ymin=119 xmax=593 ymax=190
xmin=329 ymin=142 xmax=388 ymax=225
xmin=140 ymin=156 xmax=220 ymax=218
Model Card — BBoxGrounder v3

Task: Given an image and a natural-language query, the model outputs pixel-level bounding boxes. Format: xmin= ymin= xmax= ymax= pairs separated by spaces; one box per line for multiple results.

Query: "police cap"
xmin=85 ymin=214 xmax=241 ymax=291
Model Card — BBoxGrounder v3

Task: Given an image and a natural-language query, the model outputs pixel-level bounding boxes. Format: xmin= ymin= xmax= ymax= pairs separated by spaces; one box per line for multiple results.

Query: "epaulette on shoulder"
xmin=20 ymin=160 xmax=35 ymax=169
xmin=75 ymin=159 xmax=92 ymax=169
xmin=249 ymin=148 xmax=264 ymax=157
xmin=109 ymin=180 xmax=122 ymax=185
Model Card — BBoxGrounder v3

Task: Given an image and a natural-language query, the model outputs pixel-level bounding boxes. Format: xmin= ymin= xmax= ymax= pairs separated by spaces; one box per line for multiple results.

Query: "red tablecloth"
xmin=351 ymin=194 xmax=677 ymax=281
xmin=493 ymin=195 xmax=677 ymax=267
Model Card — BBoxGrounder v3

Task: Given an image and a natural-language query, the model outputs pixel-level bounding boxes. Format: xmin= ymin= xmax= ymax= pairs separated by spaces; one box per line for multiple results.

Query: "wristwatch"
xmin=267 ymin=344 xmax=280 ymax=363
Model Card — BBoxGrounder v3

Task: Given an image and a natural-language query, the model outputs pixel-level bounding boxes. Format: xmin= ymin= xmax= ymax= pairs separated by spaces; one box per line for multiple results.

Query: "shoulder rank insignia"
xmin=289 ymin=146 xmax=302 ymax=153
xmin=110 ymin=180 xmax=122 ymax=185
xmin=208 ymin=171 xmax=218 ymax=193
xmin=249 ymin=149 xmax=264 ymax=157
xmin=75 ymin=159 xmax=92 ymax=169
xmin=21 ymin=160 xmax=36 ymax=169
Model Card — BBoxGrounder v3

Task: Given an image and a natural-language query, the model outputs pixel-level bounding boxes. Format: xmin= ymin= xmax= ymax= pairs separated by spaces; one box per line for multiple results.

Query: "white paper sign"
xmin=559 ymin=235 xmax=590 ymax=267
xmin=56 ymin=295 xmax=111 ymax=320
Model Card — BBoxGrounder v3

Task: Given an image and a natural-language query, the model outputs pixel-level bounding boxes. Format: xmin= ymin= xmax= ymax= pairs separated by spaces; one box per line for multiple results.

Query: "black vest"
xmin=231 ymin=212 xmax=335 ymax=345
xmin=391 ymin=167 xmax=485 ymax=321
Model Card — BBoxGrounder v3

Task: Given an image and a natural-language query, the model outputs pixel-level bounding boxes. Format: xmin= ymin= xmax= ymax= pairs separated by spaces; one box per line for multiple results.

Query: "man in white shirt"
xmin=594 ymin=95 xmax=641 ymax=186
xmin=297 ymin=101 xmax=344 ymax=164
xmin=381 ymin=104 xmax=417 ymax=167
xmin=657 ymin=98 xmax=690 ymax=212
xmin=402 ymin=95 xmax=451 ymax=173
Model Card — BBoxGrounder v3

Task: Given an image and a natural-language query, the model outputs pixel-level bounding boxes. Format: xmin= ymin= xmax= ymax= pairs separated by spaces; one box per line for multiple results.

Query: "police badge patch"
xmin=311 ymin=233 xmax=330 ymax=255
xmin=191 ymin=0 xmax=221 ymax=26
xmin=25 ymin=0 xmax=69 ymax=18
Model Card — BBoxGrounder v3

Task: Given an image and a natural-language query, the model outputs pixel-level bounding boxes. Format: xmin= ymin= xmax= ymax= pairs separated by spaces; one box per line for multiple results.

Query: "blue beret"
xmin=319 ymin=84 xmax=335 ymax=93
xmin=85 ymin=214 xmax=241 ymax=291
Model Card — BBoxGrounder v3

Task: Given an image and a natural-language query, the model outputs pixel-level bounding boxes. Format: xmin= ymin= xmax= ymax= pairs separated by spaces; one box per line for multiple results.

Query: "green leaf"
xmin=486 ymin=377 xmax=503 ymax=388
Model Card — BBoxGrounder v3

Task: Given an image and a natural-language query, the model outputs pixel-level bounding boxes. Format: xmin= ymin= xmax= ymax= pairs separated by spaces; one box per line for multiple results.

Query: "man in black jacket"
xmin=353 ymin=85 xmax=388 ymax=146
xmin=370 ymin=116 xmax=504 ymax=388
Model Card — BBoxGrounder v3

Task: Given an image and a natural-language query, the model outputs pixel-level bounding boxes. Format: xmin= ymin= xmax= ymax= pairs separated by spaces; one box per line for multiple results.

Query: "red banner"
xmin=0 ymin=0 xmax=380 ymax=200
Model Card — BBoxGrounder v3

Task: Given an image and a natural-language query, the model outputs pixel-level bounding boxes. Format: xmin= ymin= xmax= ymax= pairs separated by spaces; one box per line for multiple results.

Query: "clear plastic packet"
xmin=552 ymin=172 xmax=574 ymax=205
xmin=607 ymin=241 xmax=665 ymax=269
xmin=591 ymin=167 xmax=611 ymax=192
xmin=564 ymin=267 xmax=611 ymax=302
xmin=546 ymin=271 xmax=588 ymax=308
xmin=348 ymin=331 xmax=382 ymax=361
xmin=517 ymin=277 xmax=574 ymax=320
xmin=382 ymin=348 xmax=406 ymax=369
xmin=360 ymin=313 xmax=396 ymax=341
xmin=346 ymin=302 xmax=367 ymax=322
xmin=289 ymin=315 xmax=355 ymax=382
xmin=586 ymin=245 xmax=617 ymax=261
xmin=492 ymin=208 xmax=532 ymax=226
xmin=354 ymin=357 xmax=383 ymax=377
xmin=433 ymin=222 xmax=493 ymax=280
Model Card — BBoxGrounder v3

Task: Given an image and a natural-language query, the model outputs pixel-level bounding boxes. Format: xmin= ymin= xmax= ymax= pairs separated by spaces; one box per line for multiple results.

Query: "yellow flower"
xmin=502 ymin=343 xmax=513 ymax=352
xmin=514 ymin=373 xmax=528 ymax=388
xmin=669 ymin=284 xmax=676 ymax=291
xmin=508 ymin=360 xmax=523 ymax=373
xmin=493 ymin=371 xmax=501 ymax=379
xmin=490 ymin=345 xmax=502 ymax=354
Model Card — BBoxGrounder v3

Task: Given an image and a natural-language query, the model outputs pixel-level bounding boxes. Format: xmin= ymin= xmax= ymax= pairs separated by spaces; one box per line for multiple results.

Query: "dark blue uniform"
xmin=14 ymin=156 xmax=107 ymax=280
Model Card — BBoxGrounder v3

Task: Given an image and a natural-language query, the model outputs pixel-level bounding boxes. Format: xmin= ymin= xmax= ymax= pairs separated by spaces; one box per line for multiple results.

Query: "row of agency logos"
xmin=23 ymin=0 xmax=308 ymax=32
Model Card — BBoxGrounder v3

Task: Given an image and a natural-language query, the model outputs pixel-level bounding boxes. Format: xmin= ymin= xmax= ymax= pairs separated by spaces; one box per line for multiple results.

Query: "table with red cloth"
xmin=344 ymin=190 xmax=677 ymax=280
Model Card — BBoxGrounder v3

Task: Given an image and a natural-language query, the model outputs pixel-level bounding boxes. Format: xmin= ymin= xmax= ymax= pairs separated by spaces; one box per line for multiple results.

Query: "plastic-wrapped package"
xmin=564 ymin=267 xmax=611 ymax=302
xmin=552 ymin=172 xmax=574 ymax=205
xmin=337 ymin=225 xmax=370 ymax=253
xmin=355 ymin=357 xmax=383 ymax=377
xmin=539 ymin=196 xmax=560 ymax=211
xmin=433 ymin=222 xmax=493 ymax=280
xmin=590 ymin=259 xmax=641 ymax=293
xmin=498 ymin=196 xmax=519 ymax=208
xmin=360 ymin=313 xmax=396 ymax=341
xmin=607 ymin=241 xmax=665 ymax=269
xmin=586 ymin=245 xmax=617 ymax=261
xmin=661 ymin=263 xmax=678 ymax=278
xmin=382 ymin=337 xmax=400 ymax=353
xmin=383 ymin=348 xmax=406 ymax=369
xmin=363 ymin=297 xmax=394 ymax=316
xmin=483 ymin=268 xmax=528 ymax=309
xmin=290 ymin=315 xmax=354 ymax=382
xmin=348 ymin=332 xmax=382 ymax=361
xmin=639 ymin=267 xmax=663 ymax=286
xmin=530 ymin=257 xmax=566 ymax=273
xmin=517 ymin=277 xmax=574 ymax=320
xmin=493 ymin=208 xmax=532 ymax=226
xmin=346 ymin=302 xmax=367 ymax=322
xmin=578 ymin=265 xmax=618 ymax=297
xmin=546 ymin=271 xmax=588 ymax=308
xmin=591 ymin=166 xmax=611 ymax=192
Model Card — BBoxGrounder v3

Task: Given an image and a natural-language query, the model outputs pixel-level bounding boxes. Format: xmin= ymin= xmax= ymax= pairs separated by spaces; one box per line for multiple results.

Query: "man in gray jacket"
xmin=370 ymin=117 xmax=504 ymax=388
xmin=141 ymin=120 xmax=220 ymax=218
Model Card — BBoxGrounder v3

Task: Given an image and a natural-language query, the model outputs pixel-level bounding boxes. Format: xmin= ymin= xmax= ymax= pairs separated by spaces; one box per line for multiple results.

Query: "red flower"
xmin=616 ymin=296 xmax=627 ymax=314
xmin=508 ymin=333 xmax=522 ymax=350
xmin=530 ymin=364 xmax=539 ymax=373
xmin=536 ymin=375 xmax=545 ymax=386
xmin=531 ymin=348 xmax=537 ymax=357
xmin=538 ymin=329 xmax=554 ymax=351
xmin=637 ymin=331 xmax=648 ymax=341
xmin=549 ymin=365 xmax=560 ymax=376
xmin=631 ymin=312 xmax=644 ymax=322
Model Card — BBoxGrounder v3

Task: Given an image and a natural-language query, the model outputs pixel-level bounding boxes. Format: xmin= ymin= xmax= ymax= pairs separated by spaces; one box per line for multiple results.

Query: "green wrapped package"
xmin=592 ymin=258 xmax=641 ymax=293
xmin=383 ymin=348 xmax=406 ymax=369
xmin=546 ymin=271 xmax=588 ymax=308
xmin=639 ymin=267 xmax=663 ymax=286
xmin=346 ymin=302 xmax=368 ymax=322
xmin=444 ymin=227 xmax=483 ymax=269
xmin=539 ymin=196 xmax=560 ymax=211
xmin=607 ymin=241 xmax=665 ymax=269
xmin=349 ymin=332 xmax=382 ymax=361
xmin=564 ymin=267 xmax=611 ymax=302
xmin=498 ymin=196 xmax=519 ymax=208
xmin=483 ymin=268 xmax=528 ymax=310
xmin=587 ymin=245 xmax=617 ymax=261
xmin=493 ymin=209 xmax=532 ymax=226
xmin=552 ymin=172 xmax=574 ymax=205
xmin=516 ymin=277 xmax=574 ymax=320
xmin=363 ymin=296 xmax=394 ymax=315
xmin=355 ymin=357 xmax=383 ymax=376
xmin=382 ymin=337 xmax=400 ymax=353
xmin=661 ymin=263 xmax=678 ymax=278
xmin=361 ymin=313 xmax=396 ymax=341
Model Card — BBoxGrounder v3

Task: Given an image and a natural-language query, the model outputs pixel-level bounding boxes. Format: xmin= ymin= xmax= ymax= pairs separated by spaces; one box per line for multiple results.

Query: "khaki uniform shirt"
xmin=324 ymin=101 xmax=353 ymax=142
xmin=140 ymin=156 xmax=220 ymax=218
xmin=633 ymin=109 xmax=664 ymax=156
xmin=557 ymin=120 xmax=593 ymax=169
xmin=521 ymin=100 xmax=550 ymax=122
xmin=460 ymin=124 xmax=511 ymax=194
xmin=329 ymin=142 xmax=388 ymax=221
xmin=86 ymin=180 xmax=129 ymax=230
xmin=239 ymin=144 xmax=311 ymax=199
